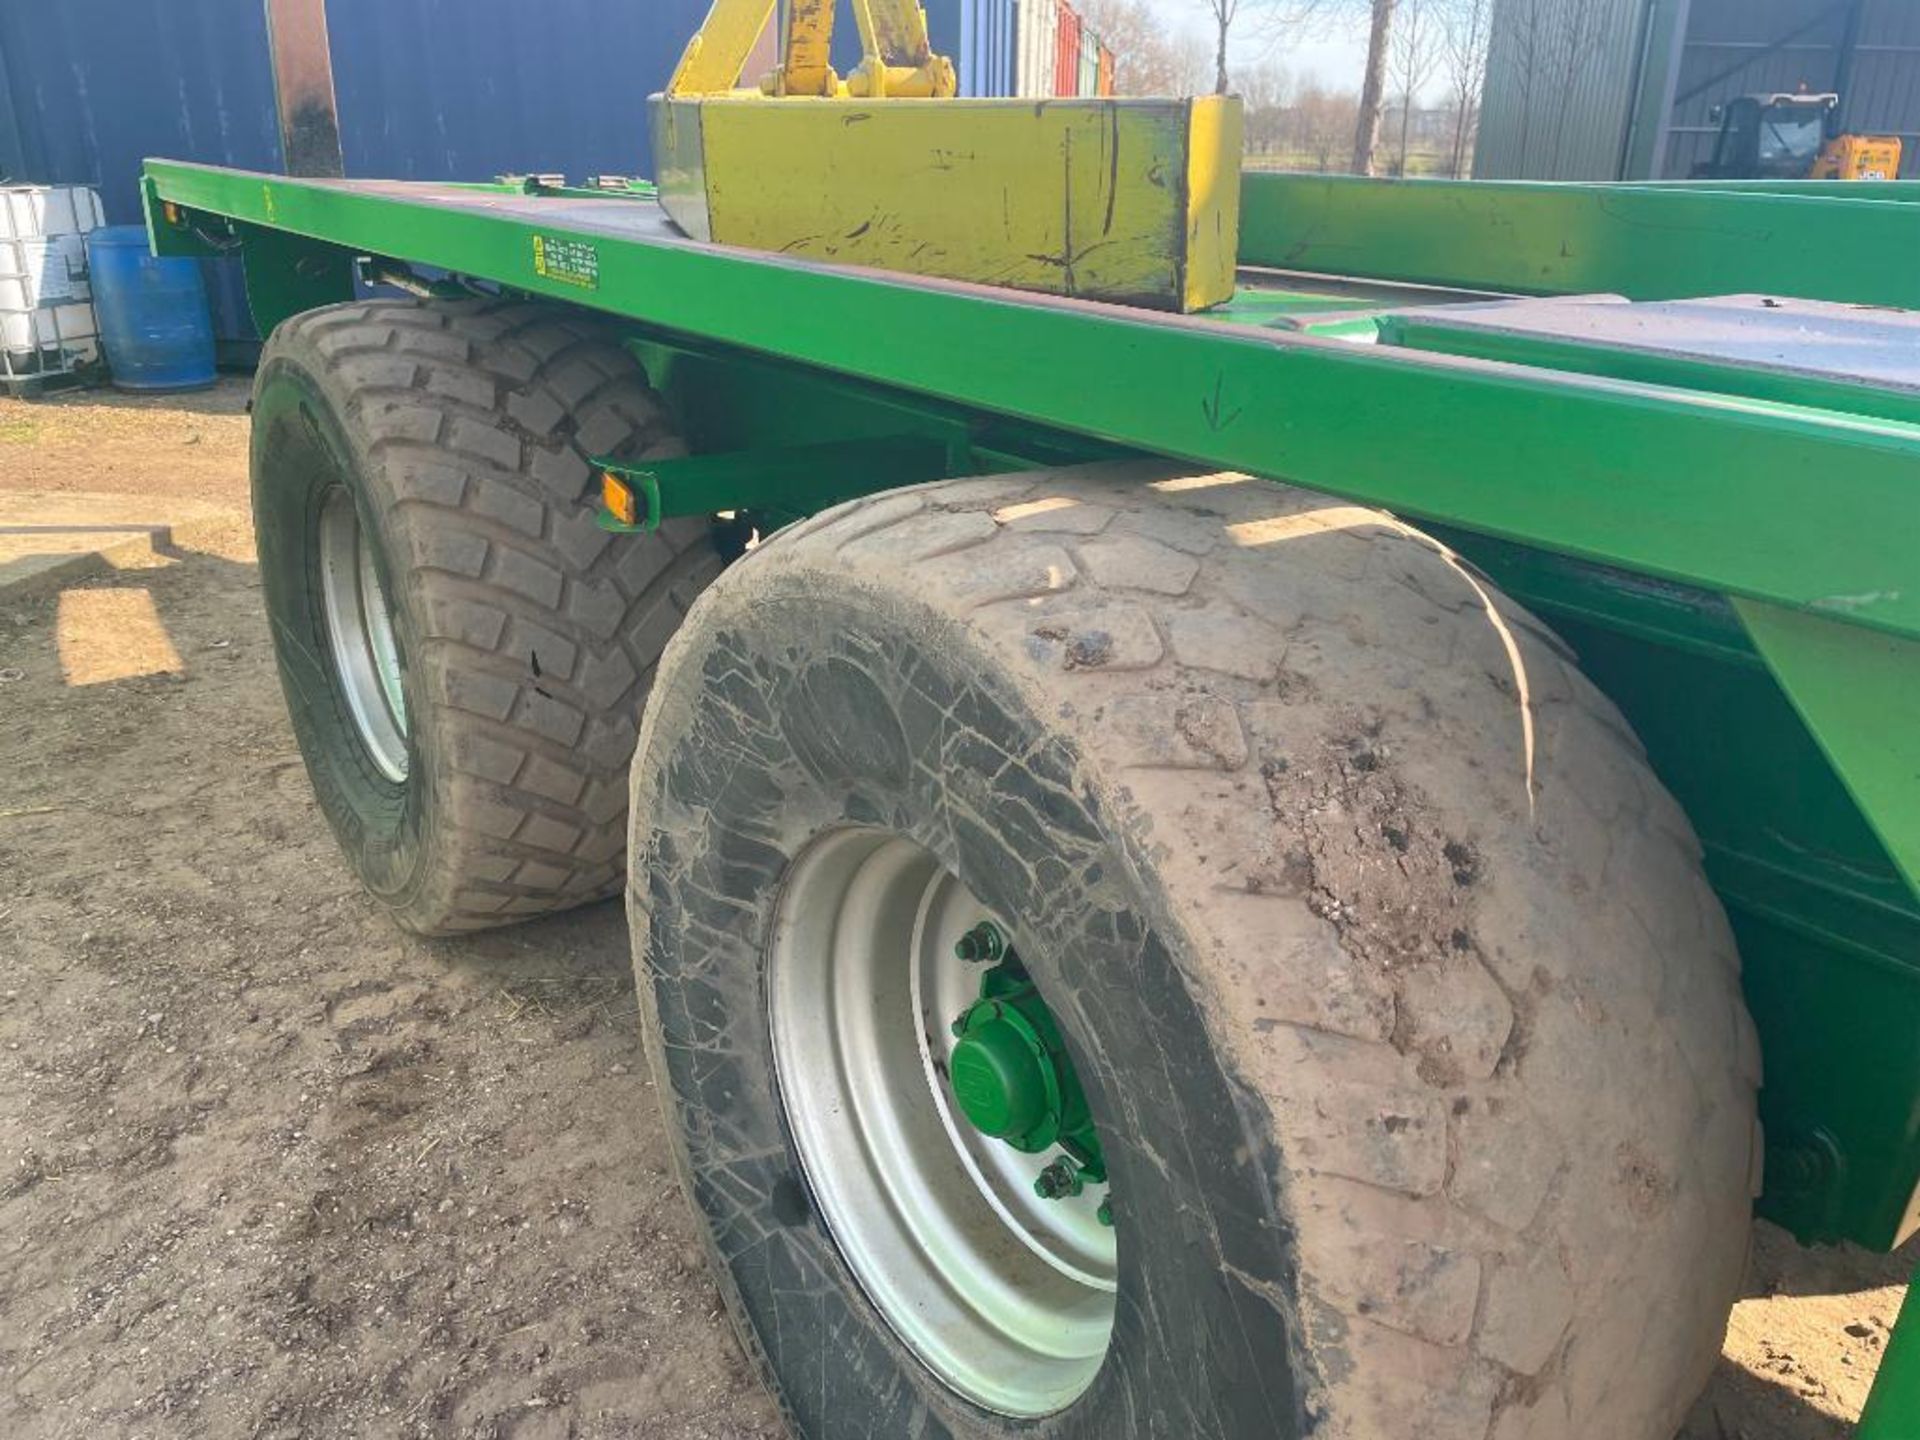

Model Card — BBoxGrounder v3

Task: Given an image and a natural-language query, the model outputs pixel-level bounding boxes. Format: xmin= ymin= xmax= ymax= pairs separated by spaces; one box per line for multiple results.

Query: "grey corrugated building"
xmin=1475 ymin=0 xmax=1920 ymax=179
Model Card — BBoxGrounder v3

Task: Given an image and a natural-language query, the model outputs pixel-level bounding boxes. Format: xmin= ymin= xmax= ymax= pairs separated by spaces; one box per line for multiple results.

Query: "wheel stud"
xmin=954 ymin=920 xmax=1007 ymax=964
xmin=1035 ymin=1157 xmax=1085 ymax=1200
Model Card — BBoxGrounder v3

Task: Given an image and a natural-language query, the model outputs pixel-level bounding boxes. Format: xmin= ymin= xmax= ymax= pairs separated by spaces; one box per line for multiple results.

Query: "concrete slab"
xmin=0 ymin=491 xmax=249 ymax=597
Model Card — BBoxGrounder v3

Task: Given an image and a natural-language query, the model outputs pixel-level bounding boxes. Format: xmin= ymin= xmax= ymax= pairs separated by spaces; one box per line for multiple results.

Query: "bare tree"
xmin=1352 ymin=0 xmax=1398 ymax=174
xmin=1293 ymin=80 xmax=1362 ymax=171
xmin=1234 ymin=60 xmax=1297 ymax=155
xmin=1438 ymin=0 xmax=1491 ymax=175
xmin=1388 ymin=0 xmax=1443 ymax=173
xmin=1193 ymin=0 xmax=1345 ymax=97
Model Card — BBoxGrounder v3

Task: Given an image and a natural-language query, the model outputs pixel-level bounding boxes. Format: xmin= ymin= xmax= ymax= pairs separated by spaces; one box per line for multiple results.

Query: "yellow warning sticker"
xmin=531 ymin=234 xmax=599 ymax=290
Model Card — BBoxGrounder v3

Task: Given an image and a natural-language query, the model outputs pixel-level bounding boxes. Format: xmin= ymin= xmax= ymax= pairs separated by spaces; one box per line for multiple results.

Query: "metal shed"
xmin=1476 ymin=0 xmax=1920 ymax=180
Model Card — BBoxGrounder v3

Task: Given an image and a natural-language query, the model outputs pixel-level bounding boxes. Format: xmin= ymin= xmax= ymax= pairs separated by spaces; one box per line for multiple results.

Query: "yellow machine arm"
xmin=669 ymin=0 xmax=956 ymax=100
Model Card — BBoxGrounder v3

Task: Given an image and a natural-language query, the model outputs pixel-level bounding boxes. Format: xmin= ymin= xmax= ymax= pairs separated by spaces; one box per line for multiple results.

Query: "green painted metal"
xmin=1859 ymin=1271 xmax=1920 ymax=1438
xmin=1736 ymin=603 xmax=1920 ymax=924
xmin=947 ymin=925 xmax=1109 ymax=1211
xmin=240 ymin=223 xmax=355 ymax=334
xmin=140 ymin=158 xmax=1920 ymax=1250
xmin=1239 ymin=172 xmax=1920 ymax=308
xmin=1380 ymin=315 xmax=1920 ymax=428
xmin=1630 ymin=178 xmax=1920 ymax=200
xmin=140 ymin=164 xmax=1920 ymax=641
xmin=596 ymin=434 xmax=957 ymax=530
xmin=628 ymin=337 xmax=1133 ymax=479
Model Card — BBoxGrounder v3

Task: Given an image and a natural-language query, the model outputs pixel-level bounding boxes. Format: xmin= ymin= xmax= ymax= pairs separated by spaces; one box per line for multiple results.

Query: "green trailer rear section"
xmin=143 ymin=160 xmax=1920 ymax=1264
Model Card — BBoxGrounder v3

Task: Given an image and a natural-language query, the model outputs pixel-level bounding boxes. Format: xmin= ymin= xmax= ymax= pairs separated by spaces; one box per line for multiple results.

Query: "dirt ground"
xmin=0 ymin=382 xmax=1912 ymax=1439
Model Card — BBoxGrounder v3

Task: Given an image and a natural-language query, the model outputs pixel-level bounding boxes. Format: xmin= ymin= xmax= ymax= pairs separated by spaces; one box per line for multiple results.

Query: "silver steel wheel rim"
xmin=318 ymin=488 xmax=410 ymax=783
xmin=767 ymin=829 xmax=1117 ymax=1418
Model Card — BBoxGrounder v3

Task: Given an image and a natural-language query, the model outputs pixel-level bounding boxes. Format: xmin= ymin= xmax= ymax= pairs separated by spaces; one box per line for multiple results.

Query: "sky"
xmin=1142 ymin=0 xmax=1375 ymax=91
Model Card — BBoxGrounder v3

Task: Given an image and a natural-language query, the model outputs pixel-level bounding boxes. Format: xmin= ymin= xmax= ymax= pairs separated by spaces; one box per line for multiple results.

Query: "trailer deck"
xmin=131 ymin=146 xmax=1920 ymax=1440
xmin=144 ymin=152 xmax=1920 ymax=1335
xmin=145 ymin=166 xmax=1920 ymax=628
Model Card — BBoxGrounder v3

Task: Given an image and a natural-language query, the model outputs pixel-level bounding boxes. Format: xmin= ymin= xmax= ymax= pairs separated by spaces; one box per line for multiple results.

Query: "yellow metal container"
xmin=650 ymin=93 xmax=1242 ymax=312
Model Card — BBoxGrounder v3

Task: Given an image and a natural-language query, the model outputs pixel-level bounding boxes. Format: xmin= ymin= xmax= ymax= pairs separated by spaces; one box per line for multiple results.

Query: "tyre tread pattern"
xmin=699 ymin=463 xmax=1755 ymax=1440
xmin=263 ymin=298 xmax=721 ymax=933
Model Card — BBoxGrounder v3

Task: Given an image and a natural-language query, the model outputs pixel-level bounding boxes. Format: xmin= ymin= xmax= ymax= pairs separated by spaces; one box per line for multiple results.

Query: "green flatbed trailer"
xmin=144 ymin=158 xmax=1918 ymax=1439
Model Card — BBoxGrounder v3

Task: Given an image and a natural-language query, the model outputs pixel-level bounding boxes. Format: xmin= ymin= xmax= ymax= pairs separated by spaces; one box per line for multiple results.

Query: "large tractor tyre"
xmin=628 ymin=464 xmax=1760 ymax=1440
xmin=251 ymin=298 xmax=722 ymax=935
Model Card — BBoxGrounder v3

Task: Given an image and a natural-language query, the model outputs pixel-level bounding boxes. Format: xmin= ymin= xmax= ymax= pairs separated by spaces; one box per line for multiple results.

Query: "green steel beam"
xmin=240 ymin=222 xmax=355 ymax=333
xmin=1629 ymin=178 xmax=1920 ymax=200
xmin=1239 ymin=172 xmax=1920 ymax=307
xmin=142 ymin=159 xmax=1920 ymax=1246
xmin=140 ymin=161 xmax=1920 ymax=908
xmin=142 ymin=164 xmax=1920 ymax=631
xmin=1380 ymin=314 xmax=1920 ymax=428
xmin=597 ymin=434 xmax=957 ymax=530
xmin=1735 ymin=602 xmax=1920 ymax=909
xmin=1860 ymin=1275 xmax=1920 ymax=1439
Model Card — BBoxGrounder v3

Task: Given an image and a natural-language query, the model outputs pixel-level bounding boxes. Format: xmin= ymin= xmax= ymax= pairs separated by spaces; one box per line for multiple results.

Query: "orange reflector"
xmin=163 ymin=201 xmax=182 ymax=226
xmin=602 ymin=471 xmax=639 ymax=526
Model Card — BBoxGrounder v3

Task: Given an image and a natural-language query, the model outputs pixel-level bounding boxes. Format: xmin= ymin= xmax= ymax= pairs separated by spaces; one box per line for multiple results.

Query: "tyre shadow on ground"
xmin=424 ymin=897 xmax=641 ymax=1042
xmin=1681 ymin=1358 xmax=1852 ymax=1440
xmin=0 ymin=537 xmax=1902 ymax=1440
xmin=0 ymin=540 xmax=783 ymax=1438
xmin=11 ymin=376 xmax=252 ymax=422
xmin=1745 ymin=1231 xmax=1919 ymax=1302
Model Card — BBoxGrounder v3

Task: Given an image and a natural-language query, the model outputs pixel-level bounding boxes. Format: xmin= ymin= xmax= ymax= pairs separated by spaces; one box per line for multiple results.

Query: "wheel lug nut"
xmin=954 ymin=921 xmax=1006 ymax=964
xmin=1034 ymin=1157 xmax=1084 ymax=1200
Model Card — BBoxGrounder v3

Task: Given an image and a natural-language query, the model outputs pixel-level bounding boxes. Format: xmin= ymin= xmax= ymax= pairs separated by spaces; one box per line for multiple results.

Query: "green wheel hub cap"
xmin=764 ymin=833 xmax=1117 ymax=1417
xmin=946 ymin=923 xmax=1110 ymax=1208
xmin=950 ymin=1009 xmax=1057 ymax=1142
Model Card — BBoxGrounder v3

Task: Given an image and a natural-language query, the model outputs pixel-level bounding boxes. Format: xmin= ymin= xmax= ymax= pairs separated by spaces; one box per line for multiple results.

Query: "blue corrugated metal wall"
xmin=0 ymin=0 xmax=282 ymax=351
xmin=326 ymin=0 xmax=1016 ymax=186
xmin=0 ymin=0 xmax=283 ymax=222
xmin=0 ymin=1 xmax=1021 ymax=214
xmin=324 ymin=0 xmax=712 ymax=184
xmin=0 ymin=0 xmax=713 ymax=215
xmin=0 ymin=0 xmax=1021 ymax=346
xmin=824 ymin=0 xmax=1019 ymax=98
xmin=930 ymin=0 xmax=1018 ymax=99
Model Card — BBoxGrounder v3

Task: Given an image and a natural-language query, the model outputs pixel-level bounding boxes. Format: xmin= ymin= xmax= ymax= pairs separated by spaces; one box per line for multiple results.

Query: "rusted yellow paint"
xmin=672 ymin=0 xmax=954 ymax=99
xmin=657 ymin=3 xmax=1239 ymax=310
xmin=783 ymin=0 xmax=839 ymax=96
xmin=667 ymin=0 xmax=775 ymax=96
xmin=650 ymin=95 xmax=1243 ymax=312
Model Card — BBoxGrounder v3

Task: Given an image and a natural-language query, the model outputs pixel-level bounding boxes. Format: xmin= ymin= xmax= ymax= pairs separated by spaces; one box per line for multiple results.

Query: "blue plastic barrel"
xmin=84 ymin=226 xmax=216 ymax=391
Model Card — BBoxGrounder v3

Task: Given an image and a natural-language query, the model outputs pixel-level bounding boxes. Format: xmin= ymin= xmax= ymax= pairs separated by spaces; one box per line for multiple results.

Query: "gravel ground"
xmin=0 ymin=381 xmax=1910 ymax=1439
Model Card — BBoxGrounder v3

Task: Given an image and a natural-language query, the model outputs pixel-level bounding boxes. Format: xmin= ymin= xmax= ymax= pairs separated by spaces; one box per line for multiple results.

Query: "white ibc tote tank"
xmin=1 ymin=185 xmax=106 ymax=387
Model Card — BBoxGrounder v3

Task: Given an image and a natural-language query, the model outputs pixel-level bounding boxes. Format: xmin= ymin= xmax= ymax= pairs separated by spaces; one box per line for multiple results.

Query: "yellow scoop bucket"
xmin=650 ymin=0 xmax=1242 ymax=312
